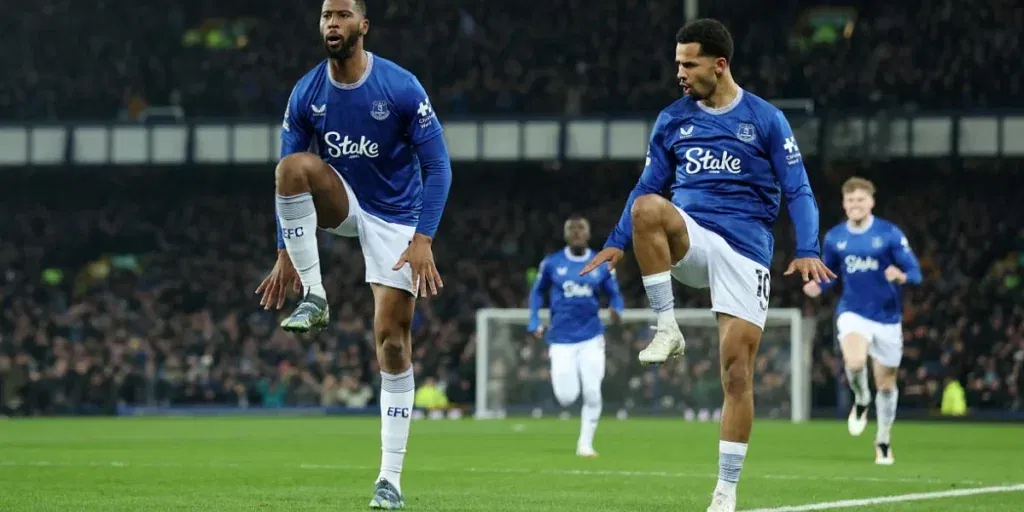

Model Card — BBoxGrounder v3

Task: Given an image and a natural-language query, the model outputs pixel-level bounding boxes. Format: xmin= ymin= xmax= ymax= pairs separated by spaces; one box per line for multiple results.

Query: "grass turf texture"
xmin=1 ymin=417 xmax=1022 ymax=511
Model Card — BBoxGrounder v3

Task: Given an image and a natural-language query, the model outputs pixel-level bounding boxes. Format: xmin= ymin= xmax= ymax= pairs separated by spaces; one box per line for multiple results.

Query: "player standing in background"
xmin=255 ymin=0 xmax=452 ymax=508
xmin=580 ymin=19 xmax=834 ymax=512
xmin=803 ymin=177 xmax=921 ymax=465
xmin=528 ymin=216 xmax=625 ymax=457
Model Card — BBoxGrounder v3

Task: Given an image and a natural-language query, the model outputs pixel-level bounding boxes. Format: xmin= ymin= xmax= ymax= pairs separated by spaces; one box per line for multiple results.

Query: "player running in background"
xmin=528 ymin=216 xmax=625 ymax=457
xmin=580 ymin=19 xmax=833 ymax=512
xmin=255 ymin=0 xmax=452 ymax=508
xmin=803 ymin=177 xmax=921 ymax=465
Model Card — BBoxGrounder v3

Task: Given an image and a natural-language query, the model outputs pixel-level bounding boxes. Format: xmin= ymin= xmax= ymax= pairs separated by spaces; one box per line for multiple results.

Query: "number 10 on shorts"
xmin=755 ymin=269 xmax=770 ymax=311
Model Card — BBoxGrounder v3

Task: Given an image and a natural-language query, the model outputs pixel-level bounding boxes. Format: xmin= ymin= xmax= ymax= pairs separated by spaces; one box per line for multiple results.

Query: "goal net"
xmin=474 ymin=308 xmax=814 ymax=423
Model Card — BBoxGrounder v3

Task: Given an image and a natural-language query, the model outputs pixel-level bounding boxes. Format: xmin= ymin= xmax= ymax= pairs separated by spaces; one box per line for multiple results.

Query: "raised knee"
xmin=582 ymin=386 xmax=601 ymax=406
xmin=721 ymin=357 xmax=753 ymax=398
xmin=275 ymin=153 xmax=322 ymax=188
xmin=631 ymin=194 xmax=665 ymax=229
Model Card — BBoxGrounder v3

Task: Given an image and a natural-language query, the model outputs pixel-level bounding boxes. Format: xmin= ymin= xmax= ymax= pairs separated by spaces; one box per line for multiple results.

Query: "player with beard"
xmin=255 ymin=0 xmax=452 ymax=508
xmin=581 ymin=19 xmax=832 ymax=511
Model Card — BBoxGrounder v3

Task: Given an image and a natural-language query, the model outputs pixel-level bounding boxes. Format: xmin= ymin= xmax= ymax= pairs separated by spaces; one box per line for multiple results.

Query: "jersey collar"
xmin=845 ymin=215 xmax=875 ymax=234
xmin=328 ymin=51 xmax=374 ymax=90
xmin=696 ymin=88 xmax=744 ymax=116
xmin=563 ymin=247 xmax=592 ymax=262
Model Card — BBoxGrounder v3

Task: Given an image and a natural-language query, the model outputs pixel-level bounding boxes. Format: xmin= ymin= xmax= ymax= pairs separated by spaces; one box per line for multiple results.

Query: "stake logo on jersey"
xmin=323 ymin=132 xmax=380 ymax=159
xmin=529 ymin=248 xmax=625 ymax=345
xmin=607 ymin=89 xmax=820 ymax=268
xmin=822 ymin=217 xmax=922 ymax=324
xmin=280 ymin=53 xmax=444 ymax=228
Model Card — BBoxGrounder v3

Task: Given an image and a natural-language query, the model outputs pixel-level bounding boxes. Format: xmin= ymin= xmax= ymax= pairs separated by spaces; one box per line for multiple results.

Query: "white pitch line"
xmin=742 ymin=484 xmax=1024 ymax=512
xmin=0 ymin=460 xmax=992 ymax=487
xmin=458 ymin=466 xmax=980 ymax=486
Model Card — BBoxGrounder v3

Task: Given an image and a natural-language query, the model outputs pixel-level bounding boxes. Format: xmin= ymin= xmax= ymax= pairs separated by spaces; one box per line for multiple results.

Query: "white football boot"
xmin=706 ymin=490 xmax=736 ymax=512
xmin=875 ymin=442 xmax=895 ymax=465
xmin=638 ymin=319 xmax=685 ymax=365
xmin=847 ymin=403 xmax=869 ymax=436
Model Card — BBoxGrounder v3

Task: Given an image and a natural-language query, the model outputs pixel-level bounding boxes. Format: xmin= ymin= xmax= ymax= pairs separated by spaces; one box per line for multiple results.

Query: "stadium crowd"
xmin=3 ymin=0 xmax=1021 ymax=120
xmin=2 ymin=0 xmax=1022 ymax=418
xmin=1 ymin=162 xmax=1022 ymax=417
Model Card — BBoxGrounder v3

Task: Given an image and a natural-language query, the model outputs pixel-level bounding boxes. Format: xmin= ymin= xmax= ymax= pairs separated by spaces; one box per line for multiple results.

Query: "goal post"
xmin=475 ymin=308 xmax=814 ymax=423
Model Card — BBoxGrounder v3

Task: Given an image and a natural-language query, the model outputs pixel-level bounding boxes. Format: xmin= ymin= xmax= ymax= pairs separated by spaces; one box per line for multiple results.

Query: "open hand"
xmin=393 ymin=234 xmax=443 ymax=297
xmin=256 ymin=250 xmax=301 ymax=310
xmin=784 ymin=257 xmax=836 ymax=283
xmin=580 ymin=247 xmax=624 ymax=276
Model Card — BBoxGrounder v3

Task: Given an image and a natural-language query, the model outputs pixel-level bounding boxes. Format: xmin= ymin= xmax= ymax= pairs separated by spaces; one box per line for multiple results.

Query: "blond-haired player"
xmin=804 ymin=177 xmax=922 ymax=465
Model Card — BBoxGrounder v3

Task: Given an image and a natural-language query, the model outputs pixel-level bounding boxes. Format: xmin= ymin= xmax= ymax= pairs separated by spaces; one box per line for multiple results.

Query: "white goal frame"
xmin=475 ymin=308 xmax=813 ymax=423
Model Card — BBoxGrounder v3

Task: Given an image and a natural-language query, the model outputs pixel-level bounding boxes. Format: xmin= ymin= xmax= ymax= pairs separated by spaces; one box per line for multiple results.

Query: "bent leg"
xmin=631 ymin=195 xmax=690 ymax=362
xmin=372 ymin=284 xmax=416 ymax=495
xmin=275 ymin=152 xmax=350 ymax=228
xmin=630 ymin=194 xmax=691 ymax=276
xmin=275 ymin=153 xmax=350 ymax=302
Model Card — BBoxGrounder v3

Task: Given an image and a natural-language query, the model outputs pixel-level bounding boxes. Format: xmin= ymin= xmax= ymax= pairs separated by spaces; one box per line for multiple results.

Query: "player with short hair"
xmin=803 ymin=177 xmax=921 ymax=465
xmin=528 ymin=216 xmax=625 ymax=457
xmin=581 ymin=19 xmax=834 ymax=512
xmin=255 ymin=0 xmax=452 ymax=508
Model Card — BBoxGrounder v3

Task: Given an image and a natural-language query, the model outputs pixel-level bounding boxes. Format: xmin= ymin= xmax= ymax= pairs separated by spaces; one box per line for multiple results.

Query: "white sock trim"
xmin=719 ymin=440 xmax=748 ymax=456
xmin=641 ymin=271 xmax=672 ymax=286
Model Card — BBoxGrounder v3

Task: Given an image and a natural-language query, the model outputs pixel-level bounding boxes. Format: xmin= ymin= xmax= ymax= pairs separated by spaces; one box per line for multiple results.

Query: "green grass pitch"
xmin=1 ymin=417 xmax=1022 ymax=511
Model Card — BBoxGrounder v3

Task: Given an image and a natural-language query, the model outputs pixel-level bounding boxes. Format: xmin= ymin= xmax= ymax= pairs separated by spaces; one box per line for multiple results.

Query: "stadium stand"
xmin=1 ymin=0 xmax=1022 ymax=418
xmin=3 ymin=0 xmax=1020 ymax=120
xmin=1 ymin=163 xmax=1022 ymax=416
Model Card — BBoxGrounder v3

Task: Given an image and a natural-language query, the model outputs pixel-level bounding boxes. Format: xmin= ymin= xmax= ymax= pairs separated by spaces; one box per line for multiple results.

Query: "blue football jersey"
xmin=280 ymin=53 xmax=443 ymax=227
xmin=821 ymin=217 xmax=922 ymax=324
xmin=528 ymin=248 xmax=626 ymax=344
xmin=605 ymin=89 xmax=821 ymax=268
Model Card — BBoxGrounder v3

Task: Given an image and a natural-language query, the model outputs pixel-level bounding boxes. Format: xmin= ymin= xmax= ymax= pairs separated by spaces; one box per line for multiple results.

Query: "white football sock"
xmin=845 ymin=365 xmax=871 ymax=406
xmin=641 ymin=271 xmax=675 ymax=325
xmin=379 ymin=367 xmax=414 ymax=493
xmin=716 ymin=440 xmax=748 ymax=495
xmin=276 ymin=193 xmax=326 ymax=300
xmin=875 ymin=387 xmax=898 ymax=445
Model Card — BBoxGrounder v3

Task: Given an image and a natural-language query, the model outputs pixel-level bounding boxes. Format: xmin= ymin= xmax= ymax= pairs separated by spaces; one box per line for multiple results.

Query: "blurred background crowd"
xmin=3 ymin=0 xmax=1020 ymax=120
xmin=2 ymin=163 xmax=1022 ymax=416
xmin=1 ymin=0 xmax=1022 ymax=418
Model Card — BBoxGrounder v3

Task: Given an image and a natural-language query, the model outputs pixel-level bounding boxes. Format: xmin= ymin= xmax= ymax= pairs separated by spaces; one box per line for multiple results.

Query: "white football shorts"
xmin=836 ymin=312 xmax=904 ymax=368
xmin=548 ymin=334 xmax=606 ymax=406
xmin=669 ymin=206 xmax=771 ymax=330
xmin=322 ymin=165 xmax=417 ymax=296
